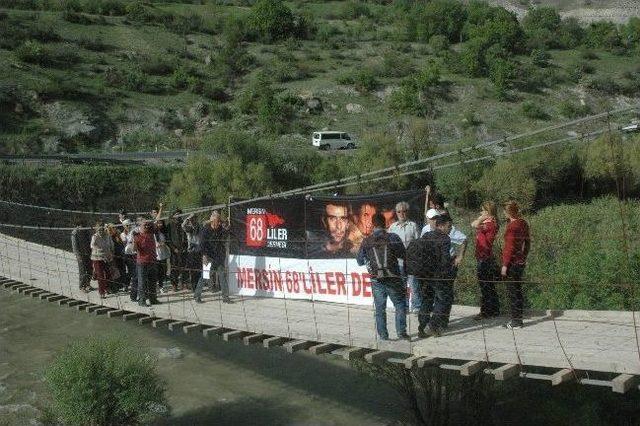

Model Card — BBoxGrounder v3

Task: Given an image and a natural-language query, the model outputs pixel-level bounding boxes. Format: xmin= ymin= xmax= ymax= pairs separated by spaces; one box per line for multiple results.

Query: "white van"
xmin=312 ymin=131 xmax=357 ymax=150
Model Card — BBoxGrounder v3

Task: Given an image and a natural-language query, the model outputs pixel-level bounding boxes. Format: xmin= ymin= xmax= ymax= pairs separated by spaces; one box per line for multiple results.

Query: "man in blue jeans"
xmin=357 ymin=212 xmax=409 ymax=341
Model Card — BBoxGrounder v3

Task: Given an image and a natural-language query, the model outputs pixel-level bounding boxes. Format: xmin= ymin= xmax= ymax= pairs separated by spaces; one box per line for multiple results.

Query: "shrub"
xmin=586 ymin=76 xmax=621 ymax=95
xmin=199 ymin=82 xmax=230 ymax=102
xmin=489 ymin=57 xmax=516 ymax=100
xmin=428 ymin=34 xmax=449 ymax=54
xmin=212 ymin=21 xmax=254 ymax=83
xmin=248 ymin=0 xmax=296 ymax=42
xmin=474 ymin=159 xmax=537 ymax=211
xmin=521 ymin=100 xmax=548 ymax=120
xmin=379 ymin=50 xmax=414 ymax=77
xmin=557 ymin=17 xmax=584 ymax=48
xmin=125 ymin=1 xmax=152 ymax=24
xmin=14 ymin=41 xmax=80 ymax=67
xmin=164 ymin=12 xmax=204 ymax=35
xmin=140 ymin=56 xmax=176 ymax=76
xmin=585 ymin=21 xmax=622 ymax=50
xmin=522 ymin=6 xmax=561 ymax=49
xmin=558 ymin=100 xmax=591 ymax=119
xmin=76 ymin=36 xmax=108 ymax=51
xmin=14 ymin=40 xmax=49 ymax=65
xmin=530 ymin=48 xmax=550 ymax=67
xmin=341 ymin=1 xmax=371 ymax=20
xmin=352 ymin=68 xmax=378 ymax=93
xmin=61 ymin=10 xmax=94 ymax=25
xmin=45 ymin=336 xmax=167 ymax=426
xmin=257 ymin=93 xmax=298 ymax=134
xmin=411 ymin=0 xmax=467 ymax=43
xmin=389 ymin=63 xmax=443 ymax=116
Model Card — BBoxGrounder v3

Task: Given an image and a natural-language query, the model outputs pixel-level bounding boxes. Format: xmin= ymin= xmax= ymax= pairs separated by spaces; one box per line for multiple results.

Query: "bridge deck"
xmin=1 ymin=233 xmax=639 ymax=376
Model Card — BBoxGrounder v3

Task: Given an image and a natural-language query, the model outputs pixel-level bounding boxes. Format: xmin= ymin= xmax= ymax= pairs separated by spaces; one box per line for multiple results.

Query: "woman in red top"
xmin=501 ymin=201 xmax=530 ymax=329
xmin=471 ymin=201 xmax=499 ymax=320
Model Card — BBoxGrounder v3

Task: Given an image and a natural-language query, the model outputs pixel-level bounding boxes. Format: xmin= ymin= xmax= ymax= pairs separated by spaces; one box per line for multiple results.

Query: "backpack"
xmin=406 ymin=235 xmax=440 ymax=279
xmin=363 ymin=232 xmax=400 ymax=279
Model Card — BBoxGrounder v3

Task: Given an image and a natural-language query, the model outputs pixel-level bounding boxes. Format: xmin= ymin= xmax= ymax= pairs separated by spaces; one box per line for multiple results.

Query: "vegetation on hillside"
xmin=0 ymin=0 xmax=639 ymax=155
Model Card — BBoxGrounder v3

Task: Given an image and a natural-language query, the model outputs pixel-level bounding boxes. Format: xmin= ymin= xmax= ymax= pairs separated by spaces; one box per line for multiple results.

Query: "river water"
xmin=0 ymin=289 xmax=405 ymax=425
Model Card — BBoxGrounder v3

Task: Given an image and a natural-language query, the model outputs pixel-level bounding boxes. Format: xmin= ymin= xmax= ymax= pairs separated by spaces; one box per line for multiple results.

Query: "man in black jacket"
xmin=71 ymin=226 xmax=93 ymax=292
xmin=408 ymin=214 xmax=454 ymax=338
xmin=195 ymin=210 xmax=231 ymax=303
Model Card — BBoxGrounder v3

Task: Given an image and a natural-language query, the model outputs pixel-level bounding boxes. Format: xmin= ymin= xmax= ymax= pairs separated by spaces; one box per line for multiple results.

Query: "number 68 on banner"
xmin=246 ymin=214 xmax=267 ymax=247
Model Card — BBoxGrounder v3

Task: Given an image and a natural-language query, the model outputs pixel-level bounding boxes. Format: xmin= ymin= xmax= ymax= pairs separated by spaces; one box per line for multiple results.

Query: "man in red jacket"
xmin=134 ymin=220 xmax=159 ymax=307
xmin=501 ymin=201 xmax=530 ymax=329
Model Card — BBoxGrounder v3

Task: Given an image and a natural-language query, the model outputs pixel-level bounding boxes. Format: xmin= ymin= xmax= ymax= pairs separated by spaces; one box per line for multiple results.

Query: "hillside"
xmin=485 ymin=0 xmax=640 ymax=23
xmin=1 ymin=0 xmax=639 ymax=158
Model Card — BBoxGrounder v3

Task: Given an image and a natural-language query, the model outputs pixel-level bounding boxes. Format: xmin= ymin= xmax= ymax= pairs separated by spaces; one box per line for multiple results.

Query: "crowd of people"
xmin=70 ymin=188 xmax=530 ymax=342
xmin=357 ymin=187 xmax=530 ymax=341
xmin=71 ymin=204 xmax=231 ymax=307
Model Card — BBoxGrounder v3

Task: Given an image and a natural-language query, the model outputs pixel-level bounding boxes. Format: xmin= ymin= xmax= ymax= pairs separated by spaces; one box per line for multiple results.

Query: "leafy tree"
xmin=412 ymin=0 xmax=467 ymax=43
xmin=621 ymin=17 xmax=640 ymax=48
xmin=474 ymin=158 xmax=537 ymax=211
xmin=45 ymin=336 xmax=167 ymax=426
xmin=585 ymin=21 xmax=622 ymax=50
xmin=459 ymin=37 xmax=487 ymax=77
xmin=489 ymin=57 xmax=516 ymax=100
xmin=388 ymin=63 xmax=442 ymax=116
xmin=465 ymin=7 xmax=523 ymax=54
xmin=167 ymin=154 xmax=274 ymax=208
xmin=522 ymin=6 xmax=561 ymax=49
xmin=557 ymin=17 xmax=585 ymax=48
xmin=248 ymin=0 xmax=296 ymax=42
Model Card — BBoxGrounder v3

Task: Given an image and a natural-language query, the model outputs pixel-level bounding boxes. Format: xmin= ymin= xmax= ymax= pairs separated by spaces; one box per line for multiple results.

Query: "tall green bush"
xmin=45 ymin=336 xmax=167 ymax=426
xmin=247 ymin=0 xmax=296 ymax=42
xmin=474 ymin=158 xmax=537 ymax=211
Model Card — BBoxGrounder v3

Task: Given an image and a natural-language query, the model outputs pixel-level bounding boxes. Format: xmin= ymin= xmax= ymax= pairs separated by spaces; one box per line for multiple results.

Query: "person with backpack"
xmin=407 ymin=214 xmax=454 ymax=338
xmin=356 ymin=212 xmax=409 ymax=341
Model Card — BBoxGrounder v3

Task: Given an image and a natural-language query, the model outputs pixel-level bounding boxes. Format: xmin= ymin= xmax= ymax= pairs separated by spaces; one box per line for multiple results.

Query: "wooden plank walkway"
xmin=1 ymin=232 xmax=640 ymax=376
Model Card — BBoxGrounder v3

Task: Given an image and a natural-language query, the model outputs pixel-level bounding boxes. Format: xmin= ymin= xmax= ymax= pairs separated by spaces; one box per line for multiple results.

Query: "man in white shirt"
xmin=388 ymin=201 xmax=421 ymax=312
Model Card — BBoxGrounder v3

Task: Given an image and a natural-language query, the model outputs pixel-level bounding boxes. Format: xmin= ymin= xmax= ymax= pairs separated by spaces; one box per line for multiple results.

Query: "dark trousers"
xmin=477 ymin=259 xmax=500 ymax=316
xmin=77 ymin=256 xmax=92 ymax=289
xmin=123 ymin=255 xmax=136 ymax=289
xmin=505 ymin=264 xmax=525 ymax=322
xmin=136 ymin=263 xmax=157 ymax=305
xmin=185 ymin=251 xmax=201 ymax=290
xmin=418 ymin=279 xmax=453 ymax=331
xmin=170 ymin=251 xmax=187 ymax=287
xmin=156 ymin=259 xmax=167 ymax=289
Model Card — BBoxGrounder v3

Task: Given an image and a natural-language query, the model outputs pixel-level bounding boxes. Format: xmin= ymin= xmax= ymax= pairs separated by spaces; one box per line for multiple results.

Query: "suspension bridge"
xmin=1 ymin=106 xmax=640 ymax=394
xmin=1 ymin=230 xmax=639 ymax=393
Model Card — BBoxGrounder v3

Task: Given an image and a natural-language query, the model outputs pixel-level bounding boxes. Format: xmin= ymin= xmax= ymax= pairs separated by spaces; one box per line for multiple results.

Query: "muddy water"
xmin=0 ymin=289 xmax=404 ymax=425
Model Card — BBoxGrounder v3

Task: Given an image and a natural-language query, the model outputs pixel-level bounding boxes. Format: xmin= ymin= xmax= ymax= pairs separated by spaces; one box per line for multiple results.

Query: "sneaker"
xmin=222 ymin=296 xmax=232 ymax=304
xmin=398 ymin=333 xmax=411 ymax=341
xmin=503 ymin=320 xmax=523 ymax=329
xmin=195 ymin=298 xmax=203 ymax=304
xmin=417 ymin=327 xmax=428 ymax=339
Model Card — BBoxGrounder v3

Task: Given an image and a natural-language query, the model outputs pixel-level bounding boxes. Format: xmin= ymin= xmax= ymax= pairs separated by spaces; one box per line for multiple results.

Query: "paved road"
xmin=1 ymin=232 xmax=639 ymax=377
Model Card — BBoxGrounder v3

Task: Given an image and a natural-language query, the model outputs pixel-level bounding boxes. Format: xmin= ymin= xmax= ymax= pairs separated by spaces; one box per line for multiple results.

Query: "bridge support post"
xmin=612 ymin=374 xmax=639 ymax=394
xmin=263 ymin=336 xmax=288 ymax=348
xmin=284 ymin=340 xmax=315 ymax=353
xmin=492 ymin=364 xmax=520 ymax=381
xmin=365 ymin=351 xmax=395 ymax=364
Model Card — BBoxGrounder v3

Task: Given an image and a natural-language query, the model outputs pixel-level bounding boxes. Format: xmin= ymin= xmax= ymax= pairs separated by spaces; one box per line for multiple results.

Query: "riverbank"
xmin=0 ymin=289 xmax=405 ymax=425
